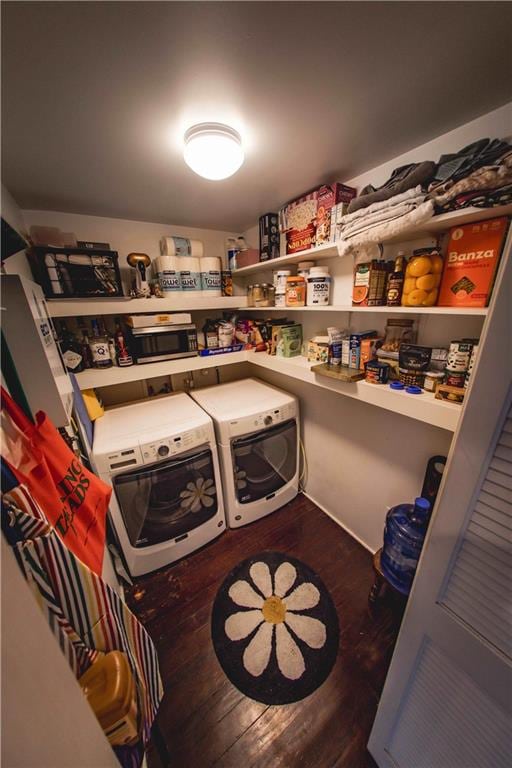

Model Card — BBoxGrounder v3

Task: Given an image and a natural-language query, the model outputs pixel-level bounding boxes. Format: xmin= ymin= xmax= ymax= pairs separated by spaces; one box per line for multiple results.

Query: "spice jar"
xmin=247 ymin=285 xmax=254 ymax=307
xmin=285 ymin=275 xmax=306 ymax=307
xmin=261 ymin=283 xmax=275 ymax=307
xmin=252 ymin=284 xmax=264 ymax=306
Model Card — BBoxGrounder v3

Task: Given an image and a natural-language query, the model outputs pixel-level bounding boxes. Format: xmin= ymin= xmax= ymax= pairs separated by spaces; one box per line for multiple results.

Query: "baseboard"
xmin=302 ymin=491 xmax=377 ymax=554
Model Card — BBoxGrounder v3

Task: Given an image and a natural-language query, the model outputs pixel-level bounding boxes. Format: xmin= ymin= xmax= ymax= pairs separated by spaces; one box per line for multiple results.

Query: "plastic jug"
xmin=380 ymin=496 xmax=431 ymax=595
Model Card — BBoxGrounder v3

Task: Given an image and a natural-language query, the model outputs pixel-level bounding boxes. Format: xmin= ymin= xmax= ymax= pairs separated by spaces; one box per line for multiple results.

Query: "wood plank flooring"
xmin=125 ymin=495 xmax=404 ymax=768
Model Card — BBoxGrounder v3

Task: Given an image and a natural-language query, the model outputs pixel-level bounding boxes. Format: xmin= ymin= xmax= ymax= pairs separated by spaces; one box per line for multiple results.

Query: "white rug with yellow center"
xmin=211 ymin=551 xmax=339 ymax=704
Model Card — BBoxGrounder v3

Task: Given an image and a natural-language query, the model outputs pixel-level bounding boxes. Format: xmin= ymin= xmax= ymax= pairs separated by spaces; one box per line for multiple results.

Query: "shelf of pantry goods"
xmin=242 ymin=305 xmax=488 ymax=316
xmin=46 ymin=295 xmax=247 ymax=318
xmin=232 ymin=203 xmax=512 ymax=276
xmin=75 ymin=350 xmax=460 ymax=432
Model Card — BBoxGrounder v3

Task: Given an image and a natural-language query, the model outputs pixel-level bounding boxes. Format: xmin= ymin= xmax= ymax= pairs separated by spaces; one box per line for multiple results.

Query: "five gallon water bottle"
xmin=380 ymin=496 xmax=431 ymax=595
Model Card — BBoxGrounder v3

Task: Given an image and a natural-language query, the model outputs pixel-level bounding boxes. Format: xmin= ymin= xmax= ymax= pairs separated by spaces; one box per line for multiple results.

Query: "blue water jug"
xmin=381 ymin=497 xmax=431 ymax=595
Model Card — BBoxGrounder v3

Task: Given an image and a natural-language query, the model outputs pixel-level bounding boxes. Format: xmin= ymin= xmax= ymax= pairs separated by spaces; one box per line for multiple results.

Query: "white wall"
xmin=1 ymin=538 xmax=118 ymax=768
xmin=21 ymin=209 xmax=238 ymax=292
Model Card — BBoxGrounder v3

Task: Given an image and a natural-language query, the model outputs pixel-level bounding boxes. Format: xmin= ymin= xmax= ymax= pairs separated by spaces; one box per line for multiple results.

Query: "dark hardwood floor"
xmin=125 ymin=495 xmax=404 ymax=768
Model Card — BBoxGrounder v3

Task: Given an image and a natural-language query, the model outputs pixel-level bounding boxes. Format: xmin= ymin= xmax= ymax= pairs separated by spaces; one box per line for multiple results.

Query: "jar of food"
xmin=275 ymin=292 xmax=286 ymax=308
xmin=423 ymin=370 xmax=445 ymax=392
xmin=247 ymin=285 xmax=254 ymax=307
xmin=252 ymin=284 xmax=264 ymax=306
xmin=274 ymin=269 xmax=292 ymax=292
xmin=307 ymin=266 xmax=331 ymax=306
xmin=260 ymin=283 xmax=275 ymax=307
xmin=402 ymin=247 xmax=443 ymax=307
xmin=285 ymin=275 xmax=306 ymax=307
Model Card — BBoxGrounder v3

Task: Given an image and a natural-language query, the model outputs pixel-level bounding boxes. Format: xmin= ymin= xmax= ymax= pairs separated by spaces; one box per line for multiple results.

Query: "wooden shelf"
xmin=47 ymin=295 xmax=247 ymax=318
xmin=78 ymin=349 xmax=461 ymax=432
xmin=242 ymin=305 xmax=488 ymax=316
xmin=248 ymin=353 xmax=461 ymax=432
xmin=232 ymin=204 xmax=512 ymax=275
xmin=74 ymin=350 xmax=248 ymax=389
xmin=232 ymin=242 xmax=339 ymax=276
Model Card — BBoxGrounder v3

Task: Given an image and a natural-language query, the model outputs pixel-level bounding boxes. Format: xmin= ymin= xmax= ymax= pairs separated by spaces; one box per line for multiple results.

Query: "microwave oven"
xmin=126 ymin=323 xmax=198 ymax=364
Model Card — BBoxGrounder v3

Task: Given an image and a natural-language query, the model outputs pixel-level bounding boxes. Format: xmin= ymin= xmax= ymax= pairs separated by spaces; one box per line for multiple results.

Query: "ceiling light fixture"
xmin=183 ymin=123 xmax=244 ymax=180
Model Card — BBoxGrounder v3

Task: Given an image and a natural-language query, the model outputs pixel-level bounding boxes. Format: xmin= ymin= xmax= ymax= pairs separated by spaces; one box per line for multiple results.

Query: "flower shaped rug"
xmin=211 ymin=551 xmax=339 ymax=704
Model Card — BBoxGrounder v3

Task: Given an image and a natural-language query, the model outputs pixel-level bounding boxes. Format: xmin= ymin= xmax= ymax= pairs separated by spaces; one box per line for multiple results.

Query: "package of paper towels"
xmin=160 ymin=236 xmax=204 ymax=258
xmin=154 ymin=255 xmax=181 ymax=292
xmin=179 ymin=256 xmax=202 ymax=294
xmin=200 ymin=256 xmax=221 ymax=296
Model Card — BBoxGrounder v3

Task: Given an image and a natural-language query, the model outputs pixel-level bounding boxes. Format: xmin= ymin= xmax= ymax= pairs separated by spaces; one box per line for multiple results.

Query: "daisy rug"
xmin=211 ymin=551 xmax=339 ymax=704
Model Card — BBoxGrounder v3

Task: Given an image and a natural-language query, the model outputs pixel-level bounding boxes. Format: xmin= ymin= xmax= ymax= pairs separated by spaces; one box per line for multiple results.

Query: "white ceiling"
xmin=2 ymin=1 xmax=511 ymax=232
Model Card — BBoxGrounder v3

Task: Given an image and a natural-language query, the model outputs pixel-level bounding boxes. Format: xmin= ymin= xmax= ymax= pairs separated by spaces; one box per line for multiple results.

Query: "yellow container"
xmin=401 ymin=247 xmax=443 ymax=307
xmin=79 ymin=651 xmax=139 ymax=746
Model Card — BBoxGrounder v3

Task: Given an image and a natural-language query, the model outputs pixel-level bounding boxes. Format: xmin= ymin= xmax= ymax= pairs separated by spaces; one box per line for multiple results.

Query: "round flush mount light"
xmin=183 ymin=123 xmax=244 ymax=180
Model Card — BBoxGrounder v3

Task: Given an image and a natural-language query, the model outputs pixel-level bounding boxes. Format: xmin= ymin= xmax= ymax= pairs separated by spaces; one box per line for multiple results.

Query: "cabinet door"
xmin=368 ymin=230 xmax=512 ymax=767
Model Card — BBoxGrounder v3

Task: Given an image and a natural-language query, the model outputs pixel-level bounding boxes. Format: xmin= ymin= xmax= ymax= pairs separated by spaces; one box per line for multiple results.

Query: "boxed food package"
xmin=315 ymin=183 xmax=357 ymax=246
xmin=349 ymin=331 xmax=378 ymax=369
xmin=279 ymin=190 xmax=319 ymax=254
xmin=275 ymin=324 xmax=303 ymax=358
xmin=259 ymin=213 xmax=280 ymax=262
xmin=352 ymin=260 xmax=389 ymax=306
xmin=438 ymin=217 xmax=509 ymax=307
xmin=307 ymin=336 xmax=329 ymax=362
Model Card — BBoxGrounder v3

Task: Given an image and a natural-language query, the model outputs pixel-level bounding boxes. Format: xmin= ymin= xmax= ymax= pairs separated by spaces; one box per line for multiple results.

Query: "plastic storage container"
xmin=285 ymin=275 xmax=306 ymax=307
xmin=381 ymin=496 xmax=431 ymax=594
xmin=307 ymin=266 xmax=331 ymax=306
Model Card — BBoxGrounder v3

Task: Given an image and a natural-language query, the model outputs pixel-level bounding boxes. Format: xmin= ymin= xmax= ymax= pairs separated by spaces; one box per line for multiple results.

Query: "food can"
xmin=447 ymin=340 xmax=472 ymax=372
xmin=365 ymin=361 xmax=390 ymax=385
xmin=445 ymin=369 xmax=466 ymax=388
xmin=464 ymin=344 xmax=479 ymax=388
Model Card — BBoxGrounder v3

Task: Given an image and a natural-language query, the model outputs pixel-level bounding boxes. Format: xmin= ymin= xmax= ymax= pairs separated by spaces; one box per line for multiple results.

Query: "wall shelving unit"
xmin=46 ymin=295 xmax=247 ymax=318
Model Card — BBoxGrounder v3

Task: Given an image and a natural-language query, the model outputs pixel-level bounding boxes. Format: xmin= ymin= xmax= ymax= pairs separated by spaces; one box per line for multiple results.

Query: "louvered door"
xmin=368 ymin=228 xmax=512 ymax=767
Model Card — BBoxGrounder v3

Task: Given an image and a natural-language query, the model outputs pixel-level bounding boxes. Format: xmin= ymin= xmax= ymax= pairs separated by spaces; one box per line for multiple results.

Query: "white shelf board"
xmin=232 ymin=204 xmax=512 ymax=275
xmin=232 ymin=241 xmax=339 ymax=276
xmin=248 ymin=353 xmax=461 ymax=432
xmin=47 ymin=295 xmax=247 ymax=318
xmin=75 ymin=350 xmax=248 ymax=389
xmin=242 ymin=305 xmax=488 ymax=316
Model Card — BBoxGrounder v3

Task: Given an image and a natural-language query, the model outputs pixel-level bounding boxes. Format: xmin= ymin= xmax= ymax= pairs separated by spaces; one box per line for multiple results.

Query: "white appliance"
xmin=191 ymin=378 xmax=299 ymax=528
xmin=93 ymin=393 xmax=226 ymax=576
xmin=2 ymin=275 xmax=73 ymax=426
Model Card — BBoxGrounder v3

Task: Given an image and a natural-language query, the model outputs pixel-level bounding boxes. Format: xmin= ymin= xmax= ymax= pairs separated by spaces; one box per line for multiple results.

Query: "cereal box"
xmin=259 ymin=213 xmax=280 ymax=262
xmin=315 ymin=183 xmax=357 ymax=246
xmin=438 ymin=217 xmax=509 ymax=307
xmin=279 ymin=190 xmax=319 ymax=254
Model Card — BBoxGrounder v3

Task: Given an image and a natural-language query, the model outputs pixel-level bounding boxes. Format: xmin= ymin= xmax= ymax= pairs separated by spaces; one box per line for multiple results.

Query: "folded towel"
xmin=337 ymin=200 xmax=434 ymax=257
xmin=339 ymin=186 xmax=424 ymax=226
xmin=339 ymin=194 xmax=425 ymax=240
xmin=347 ymin=161 xmax=436 ymax=214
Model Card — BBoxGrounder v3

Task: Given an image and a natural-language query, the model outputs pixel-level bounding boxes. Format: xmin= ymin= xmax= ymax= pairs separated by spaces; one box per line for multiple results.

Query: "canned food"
xmin=445 ymin=369 xmax=466 ymax=388
xmin=447 ymin=341 xmax=472 ymax=372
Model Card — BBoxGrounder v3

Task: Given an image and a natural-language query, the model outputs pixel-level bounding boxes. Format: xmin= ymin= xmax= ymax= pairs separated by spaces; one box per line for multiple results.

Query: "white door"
xmin=368 ymin=229 xmax=512 ymax=768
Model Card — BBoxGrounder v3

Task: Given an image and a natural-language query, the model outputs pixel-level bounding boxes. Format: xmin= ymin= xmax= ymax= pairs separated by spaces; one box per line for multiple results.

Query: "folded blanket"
xmin=340 ymin=186 xmax=424 ymax=225
xmin=337 ymin=200 xmax=434 ymax=257
xmin=432 ymin=153 xmax=512 ymax=206
xmin=340 ymin=197 xmax=424 ymax=240
xmin=429 ymin=138 xmax=511 ymax=192
xmin=347 ymin=161 xmax=436 ymax=214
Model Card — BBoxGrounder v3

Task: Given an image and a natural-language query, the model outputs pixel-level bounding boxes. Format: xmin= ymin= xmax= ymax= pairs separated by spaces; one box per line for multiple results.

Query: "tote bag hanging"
xmin=1 ymin=386 xmax=110 ymax=575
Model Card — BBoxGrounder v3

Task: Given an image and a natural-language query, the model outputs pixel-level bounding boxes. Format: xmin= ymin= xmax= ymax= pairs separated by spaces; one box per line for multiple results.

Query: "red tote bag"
xmin=1 ymin=387 xmax=110 ymax=575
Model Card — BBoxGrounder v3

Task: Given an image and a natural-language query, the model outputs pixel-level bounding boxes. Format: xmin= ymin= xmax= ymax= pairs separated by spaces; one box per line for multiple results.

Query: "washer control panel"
xmin=229 ymin=402 xmax=296 ymax=437
xmin=140 ymin=425 xmax=208 ymax=464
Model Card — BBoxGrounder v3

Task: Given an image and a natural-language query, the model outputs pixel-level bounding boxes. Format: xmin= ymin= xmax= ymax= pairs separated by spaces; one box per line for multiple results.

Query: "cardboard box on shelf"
xmin=279 ymin=190 xmax=319 ymax=254
xmin=438 ymin=216 xmax=509 ymax=307
xmin=316 ymin=183 xmax=357 ymax=246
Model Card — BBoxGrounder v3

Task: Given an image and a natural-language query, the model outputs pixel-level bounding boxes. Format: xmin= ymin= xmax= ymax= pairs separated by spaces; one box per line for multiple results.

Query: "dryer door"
xmin=231 ymin=419 xmax=297 ymax=504
xmin=113 ymin=446 xmax=218 ymax=547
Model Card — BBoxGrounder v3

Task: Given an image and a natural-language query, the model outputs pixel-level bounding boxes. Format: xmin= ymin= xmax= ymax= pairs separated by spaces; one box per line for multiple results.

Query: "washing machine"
xmin=93 ymin=393 xmax=226 ymax=576
xmin=191 ymin=378 xmax=299 ymax=528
